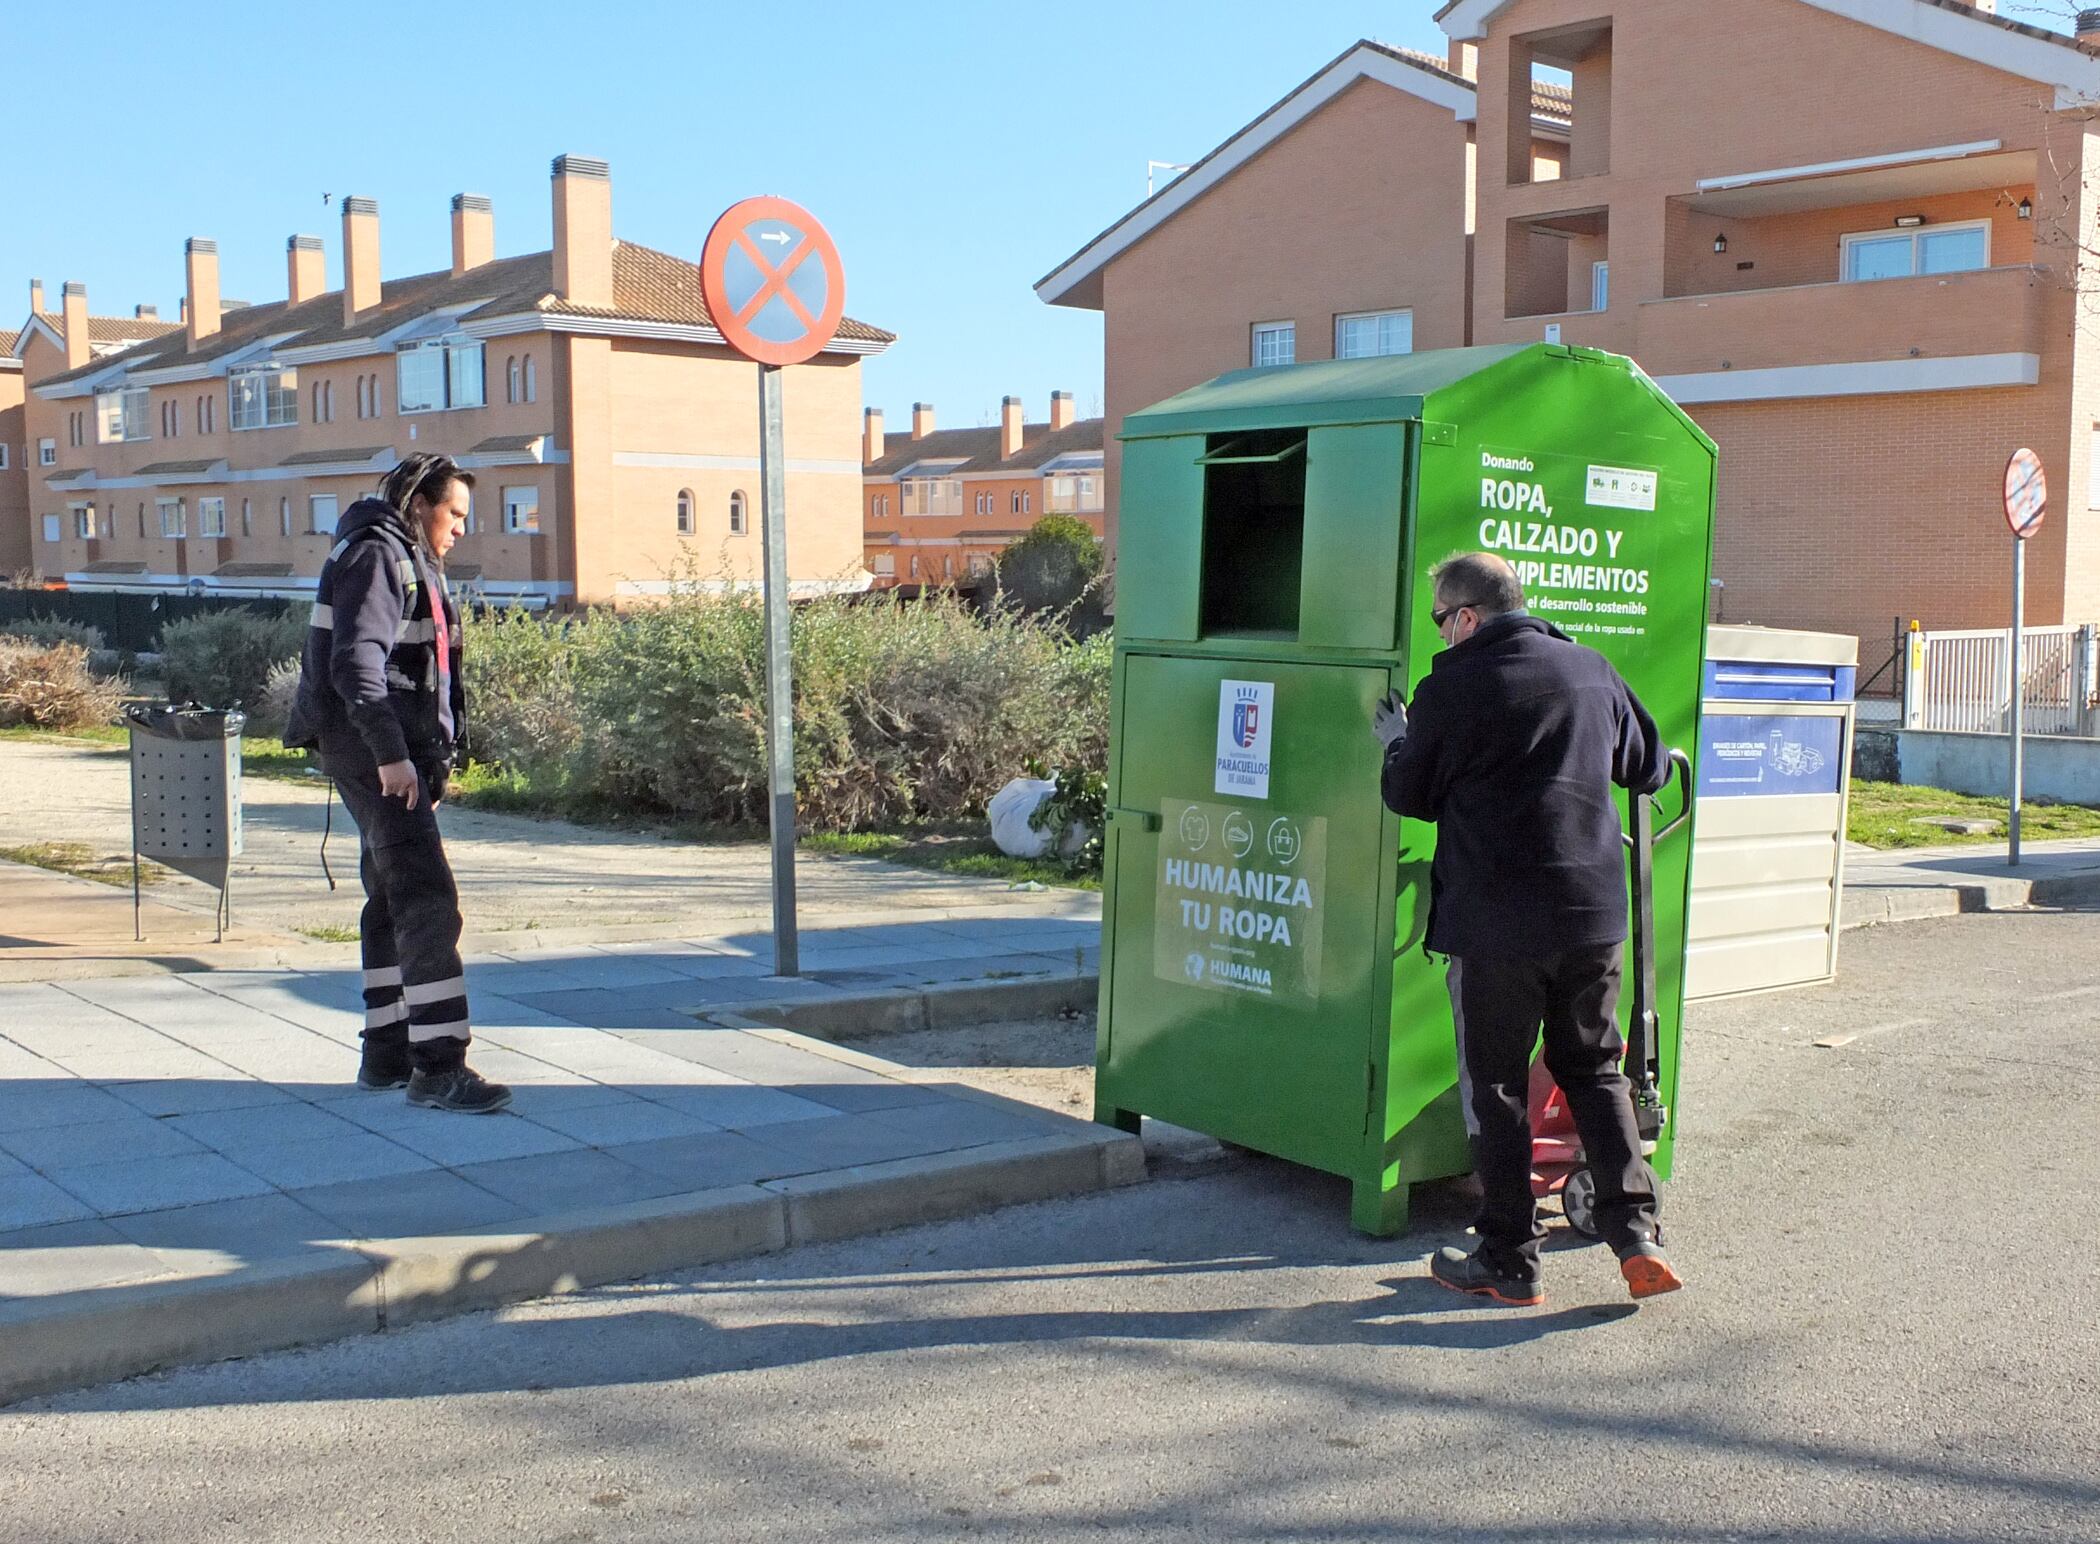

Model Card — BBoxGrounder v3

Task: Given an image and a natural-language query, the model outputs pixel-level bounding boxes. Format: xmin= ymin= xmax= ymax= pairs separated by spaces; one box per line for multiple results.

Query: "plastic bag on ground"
xmin=989 ymin=777 xmax=1058 ymax=858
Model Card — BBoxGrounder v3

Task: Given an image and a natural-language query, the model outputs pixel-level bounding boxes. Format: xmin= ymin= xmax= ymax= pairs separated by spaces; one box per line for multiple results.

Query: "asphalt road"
xmin=2 ymin=909 xmax=2095 ymax=1543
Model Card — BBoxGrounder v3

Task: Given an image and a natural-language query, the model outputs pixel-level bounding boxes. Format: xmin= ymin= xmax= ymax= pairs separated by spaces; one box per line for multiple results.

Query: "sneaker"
xmin=1619 ymin=1242 xmax=1685 ymax=1300
xmin=1429 ymin=1245 xmax=1544 ymax=1307
xmin=405 ymin=1066 xmax=513 ymax=1114
xmin=356 ymin=1051 xmax=411 ymax=1091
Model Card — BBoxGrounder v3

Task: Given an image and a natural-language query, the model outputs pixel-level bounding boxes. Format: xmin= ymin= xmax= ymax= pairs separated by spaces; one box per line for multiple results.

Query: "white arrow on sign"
xmin=758 ymin=229 xmax=791 ymax=245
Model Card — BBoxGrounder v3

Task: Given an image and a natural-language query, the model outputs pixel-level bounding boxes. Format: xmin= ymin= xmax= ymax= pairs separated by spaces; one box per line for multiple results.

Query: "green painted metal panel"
xmin=1114 ymin=435 xmax=1205 ymax=642
xmin=1097 ymin=342 xmax=1717 ymax=1232
xmin=1300 ymin=425 xmax=1407 ymax=652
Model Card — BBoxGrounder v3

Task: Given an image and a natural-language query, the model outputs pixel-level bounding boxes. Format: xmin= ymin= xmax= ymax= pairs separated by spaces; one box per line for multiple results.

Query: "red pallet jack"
xmin=1532 ymin=749 xmax=1693 ymax=1237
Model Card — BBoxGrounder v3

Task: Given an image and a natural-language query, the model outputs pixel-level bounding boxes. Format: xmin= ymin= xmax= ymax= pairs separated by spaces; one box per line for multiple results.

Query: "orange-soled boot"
xmin=1619 ymin=1243 xmax=1685 ymax=1299
xmin=1430 ymin=1245 xmax=1544 ymax=1307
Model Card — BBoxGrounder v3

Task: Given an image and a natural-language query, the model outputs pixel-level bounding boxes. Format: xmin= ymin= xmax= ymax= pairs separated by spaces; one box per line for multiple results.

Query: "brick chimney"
xmin=287 ymin=235 xmax=325 ymax=305
xmin=1049 ymin=390 xmax=1077 ymax=431
xmin=61 ymin=282 xmax=89 ymax=369
xmin=342 ymin=196 xmax=381 ymax=324
xmin=2079 ymin=7 xmax=2100 ymax=44
xmin=185 ymin=238 xmax=221 ymax=350
xmin=135 ymin=304 xmax=158 ymax=319
xmin=29 ymin=279 xmax=44 ymax=317
xmin=912 ymin=402 xmax=935 ymax=439
xmin=451 ymin=193 xmax=493 ymax=277
xmin=999 ymin=396 xmax=1025 ymax=459
xmin=551 ymin=155 xmax=613 ymax=309
xmin=864 ymin=407 xmax=885 ymax=464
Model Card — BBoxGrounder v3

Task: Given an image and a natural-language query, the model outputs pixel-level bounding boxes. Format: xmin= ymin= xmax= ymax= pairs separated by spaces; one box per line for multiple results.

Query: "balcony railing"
xmin=1633 ymin=264 xmax=2049 ymax=377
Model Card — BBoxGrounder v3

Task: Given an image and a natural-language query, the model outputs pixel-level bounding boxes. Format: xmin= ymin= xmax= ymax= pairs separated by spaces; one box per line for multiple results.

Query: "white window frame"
xmin=900 ymin=478 xmax=962 ymax=517
xmin=96 ymin=385 xmax=151 ymax=444
xmin=522 ymin=355 xmax=536 ymax=403
xmin=1047 ymin=473 xmax=1104 ymax=515
xmin=871 ymin=553 xmax=896 ymax=577
xmin=38 ymin=439 xmax=56 ymax=467
xmin=1590 ymin=262 xmax=1610 ymax=313
xmin=41 ymin=514 xmax=61 ymax=544
xmin=397 ymin=335 xmax=487 ymax=414
xmin=240 ymin=498 xmax=252 ymax=536
xmin=1334 ymin=308 xmax=1415 ymax=359
xmin=70 ymin=502 xmax=94 ymax=540
xmin=279 ymin=497 xmax=292 ymax=536
xmin=196 ymin=496 xmax=227 ymax=538
xmin=1840 ymin=218 xmax=1991 ymax=283
xmin=309 ymin=494 xmax=339 ymax=536
xmin=729 ymin=490 xmax=749 ymax=535
xmin=1252 ymin=321 xmax=1296 ymax=368
xmin=229 ymin=366 xmax=299 ymax=431
xmin=503 ymin=486 xmax=540 ymax=536
xmin=157 ymin=497 xmax=186 ymax=538
xmin=676 ymin=489 xmax=695 ymax=535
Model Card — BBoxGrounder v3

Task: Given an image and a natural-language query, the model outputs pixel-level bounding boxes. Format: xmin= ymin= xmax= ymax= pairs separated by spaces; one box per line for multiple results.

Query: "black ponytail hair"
xmin=379 ymin=453 xmax=475 ymax=547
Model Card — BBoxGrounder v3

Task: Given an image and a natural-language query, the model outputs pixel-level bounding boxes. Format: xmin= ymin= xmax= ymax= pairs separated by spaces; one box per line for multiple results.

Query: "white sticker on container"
xmin=1586 ymin=464 xmax=1658 ymax=512
xmin=1214 ymin=679 xmax=1274 ymax=800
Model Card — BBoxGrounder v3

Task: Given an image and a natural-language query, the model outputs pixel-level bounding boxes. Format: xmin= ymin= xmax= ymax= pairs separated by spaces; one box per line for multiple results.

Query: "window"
xmin=230 ymin=366 xmax=299 ymax=430
xmin=97 ymin=386 xmax=150 ymax=443
xmin=0 ymin=443 xmax=8 ymax=469
xmin=676 ymin=490 xmax=695 ymax=535
xmin=1022 ymin=492 xmax=1030 ymax=515
xmin=909 ymin=555 xmax=920 ymax=578
xmin=279 ymin=497 xmax=292 ymax=536
xmin=161 ymin=400 xmax=178 ymax=438
xmin=503 ymin=486 xmax=540 ymax=535
xmin=1010 ymin=490 xmax=1023 ymax=515
xmin=522 ymin=355 xmax=536 ymax=403
xmin=197 ymin=395 xmax=208 ymax=434
xmin=322 ymin=381 xmax=334 ymax=423
xmin=158 ymin=498 xmax=186 ymax=538
xmin=70 ymin=503 xmax=94 ymax=540
xmin=1336 ymin=309 xmax=1414 ymax=359
xmin=240 ymin=498 xmax=252 ymax=536
xmin=137 ymin=502 xmax=147 ymax=539
xmin=1842 ymin=220 xmax=1989 ymax=283
xmin=1047 ymin=474 xmax=1104 ymax=514
xmin=506 ymin=357 xmax=520 ymax=404
xmin=397 ymin=335 xmax=485 ymax=412
xmin=368 ymin=374 xmax=384 ymax=417
xmin=309 ymin=494 xmax=339 ymax=535
xmin=1252 ymin=321 xmax=1295 ymax=368
xmin=872 ymin=553 xmax=896 ymax=576
xmin=942 ymin=556 xmax=954 ymax=579
xmin=729 ymin=491 xmax=748 ymax=535
xmin=967 ymin=555 xmax=993 ymax=577
xmin=67 ymin=412 xmax=80 ymax=448
xmin=901 ymin=478 xmax=962 ymax=516
xmin=1591 ymin=261 xmax=1610 ymax=313
xmin=41 ymin=514 xmax=60 ymax=544
xmin=197 ymin=497 xmax=227 ymax=538
xmin=873 ymin=493 xmax=887 ymax=517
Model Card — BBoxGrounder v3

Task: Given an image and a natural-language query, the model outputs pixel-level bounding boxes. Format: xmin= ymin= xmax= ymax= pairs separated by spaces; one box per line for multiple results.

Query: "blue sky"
xmin=4 ymin=1 xmax=1451 ymax=430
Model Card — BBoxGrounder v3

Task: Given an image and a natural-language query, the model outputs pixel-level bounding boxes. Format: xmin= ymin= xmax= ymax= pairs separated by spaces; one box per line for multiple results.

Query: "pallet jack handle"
xmin=1623 ymin=748 xmax=1694 ymax=1141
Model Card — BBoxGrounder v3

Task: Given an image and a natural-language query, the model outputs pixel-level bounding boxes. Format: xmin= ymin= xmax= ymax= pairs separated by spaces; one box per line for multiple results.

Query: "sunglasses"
xmin=1431 ymin=599 xmax=1481 ymax=629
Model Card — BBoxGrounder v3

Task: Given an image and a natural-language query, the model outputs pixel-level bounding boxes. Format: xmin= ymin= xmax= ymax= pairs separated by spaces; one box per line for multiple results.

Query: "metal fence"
xmin=1904 ymin=623 xmax=2098 ymax=736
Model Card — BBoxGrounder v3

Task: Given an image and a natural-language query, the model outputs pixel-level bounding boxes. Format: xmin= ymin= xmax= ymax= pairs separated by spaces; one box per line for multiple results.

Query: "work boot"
xmin=1619 ymin=1240 xmax=1685 ymax=1300
xmin=356 ymin=1045 xmax=411 ymax=1091
xmin=1429 ymin=1244 xmax=1544 ymax=1307
xmin=406 ymin=1065 xmax=513 ymax=1114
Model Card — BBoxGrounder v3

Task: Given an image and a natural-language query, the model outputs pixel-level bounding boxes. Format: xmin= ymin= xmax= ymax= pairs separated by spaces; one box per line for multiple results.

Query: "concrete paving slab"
xmin=0 ymin=1218 xmax=176 ymax=1297
xmin=645 ymin=1084 xmax=839 ymax=1131
xmin=739 ymin=1109 xmax=981 ymax=1171
xmin=222 ymin=1131 xmax=431 ymax=1190
xmin=608 ymin=1128 xmax=809 ymax=1188
xmin=0 ymin=1114 xmax=208 ymax=1172
xmin=285 ymin=1169 xmax=527 ymax=1240
xmin=46 ymin=1152 xmax=275 ymax=1216
xmin=447 ymin=1148 xmax=692 ymax=1214
xmin=100 ymin=1076 xmax=294 ymax=1120
xmin=0 ymin=1174 xmax=100 ymax=1231
xmin=164 ymin=1101 xmax=372 ymax=1153
xmin=0 ymin=1082 xmax=158 ymax=1134
xmin=102 ymin=1193 xmax=345 ymax=1262
xmin=524 ymin=1097 xmax=722 ymax=1147
xmin=376 ymin=1114 xmax=580 ymax=1168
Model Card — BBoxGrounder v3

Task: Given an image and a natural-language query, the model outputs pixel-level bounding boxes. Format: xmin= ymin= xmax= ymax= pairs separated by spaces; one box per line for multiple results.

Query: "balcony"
xmin=1633 ymin=264 xmax=2049 ymax=389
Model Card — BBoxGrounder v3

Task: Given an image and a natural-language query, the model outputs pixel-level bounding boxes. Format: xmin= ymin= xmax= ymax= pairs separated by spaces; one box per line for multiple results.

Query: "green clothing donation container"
xmin=1094 ymin=344 xmax=1717 ymax=1235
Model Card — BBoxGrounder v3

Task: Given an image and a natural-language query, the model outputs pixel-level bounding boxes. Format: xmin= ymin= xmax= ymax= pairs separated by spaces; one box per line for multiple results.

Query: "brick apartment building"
xmin=1038 ymin=0 xmax=2100 ymax=661
xmin=9 ymin=155 xmax=892 ymax=608
xmin=861 ymin=394 xmax=1104 ymax=585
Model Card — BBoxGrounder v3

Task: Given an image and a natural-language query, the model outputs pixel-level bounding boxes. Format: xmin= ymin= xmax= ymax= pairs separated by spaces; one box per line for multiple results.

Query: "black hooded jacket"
xmin=1380 ymin=612 xmax=1669 ymax=959
xmin=283 ymin=498 xmax=466 ymax=773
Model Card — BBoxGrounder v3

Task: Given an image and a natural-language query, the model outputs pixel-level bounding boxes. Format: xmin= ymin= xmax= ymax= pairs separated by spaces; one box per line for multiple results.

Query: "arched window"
xmin=240 ymin=498 xmax=251 ymax=536
xmin=523 ymin=355 xmax=536 ymax=402
xmin=357 ymin=375 xmax=368 ymax=418
xmin=728 ymin=491 xmax=748 ymax=536
xmin=676 ymin=489 xmax=695 ymax=535
xmin=506 ymin=357 xmax=520 ymax=404
xmin=279 ymin=497 xmax=291 ymax=536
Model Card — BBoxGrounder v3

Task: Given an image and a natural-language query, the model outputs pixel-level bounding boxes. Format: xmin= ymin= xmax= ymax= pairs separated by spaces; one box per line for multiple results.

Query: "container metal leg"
xmin=1351 ymin=1170 xmax=1410 ymax=1238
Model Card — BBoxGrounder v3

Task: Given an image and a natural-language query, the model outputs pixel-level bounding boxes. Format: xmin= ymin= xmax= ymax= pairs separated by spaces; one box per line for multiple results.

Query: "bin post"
xmin=1902 ymin=621 xmax=1926 ymax=729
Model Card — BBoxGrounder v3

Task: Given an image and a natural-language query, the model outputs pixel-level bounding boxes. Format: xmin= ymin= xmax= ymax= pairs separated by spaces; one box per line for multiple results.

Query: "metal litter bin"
xmin=1686 ymin=626 xmax=1857 ymax=999
xmin=126 ymin=704 xmax=245 ymax=941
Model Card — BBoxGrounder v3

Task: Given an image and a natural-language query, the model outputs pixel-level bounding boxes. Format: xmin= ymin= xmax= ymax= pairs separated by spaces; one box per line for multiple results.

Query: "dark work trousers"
xmin=321 ymin=735 xmax=470 ymax=1073
xmin=1446 ymin=948 xmax=1659 ymax=1277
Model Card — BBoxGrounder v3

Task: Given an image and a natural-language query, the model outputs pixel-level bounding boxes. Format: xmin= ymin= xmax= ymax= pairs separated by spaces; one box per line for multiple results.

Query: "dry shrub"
xmin=0 ymin=641 xmax=126 ymax=730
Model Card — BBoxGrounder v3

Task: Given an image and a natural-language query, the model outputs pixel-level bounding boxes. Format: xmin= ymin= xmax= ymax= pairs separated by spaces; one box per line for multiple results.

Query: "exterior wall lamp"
xmin=1712 ymin=233 xmax=1727 ymax=254
xmin=2018 ymin=198 xmax=2034 ymax=220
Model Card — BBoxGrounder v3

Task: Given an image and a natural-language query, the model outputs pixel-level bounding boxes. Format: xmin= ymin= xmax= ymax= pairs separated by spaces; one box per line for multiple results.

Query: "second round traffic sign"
xmin=700 ymin=196 xmax=847 ymax=367
xmin=2004 ymin=447 xmax=2046 ymax=541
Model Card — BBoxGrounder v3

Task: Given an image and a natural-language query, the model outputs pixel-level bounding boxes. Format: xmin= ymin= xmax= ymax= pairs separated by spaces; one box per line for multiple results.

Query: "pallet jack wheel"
xmin=1561 ymin=1167 xmax=1601 ymax=1239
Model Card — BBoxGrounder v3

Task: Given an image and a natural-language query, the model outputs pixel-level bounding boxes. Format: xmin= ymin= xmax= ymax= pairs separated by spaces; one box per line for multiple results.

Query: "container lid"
xmin=1121 ymin=345 xmax=1535 ymax=439
xmin=1705 ymin=624 xmax=1859 ymax=667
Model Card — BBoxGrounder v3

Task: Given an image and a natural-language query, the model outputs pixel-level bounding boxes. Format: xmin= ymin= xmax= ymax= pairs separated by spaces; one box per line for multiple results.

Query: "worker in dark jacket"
xmin=1375 ymin=551 xmax=1680 ymax=1304
xmin=285 ymin=454 xmax=509 ymax=1114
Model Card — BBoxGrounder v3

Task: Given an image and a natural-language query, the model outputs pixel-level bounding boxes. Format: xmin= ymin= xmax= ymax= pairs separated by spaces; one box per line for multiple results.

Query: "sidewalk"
xmin=0 ymin=912 xmax=1130 ymax=1404
xmin=1841 ymin=834 xmax=2100 ymax=927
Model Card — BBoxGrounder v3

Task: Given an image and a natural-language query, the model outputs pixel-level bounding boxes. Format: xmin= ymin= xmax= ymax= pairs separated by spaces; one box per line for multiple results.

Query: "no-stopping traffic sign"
xmin=2004 ymin=447 xmax=2046 ymax=540
xmin=699 ymin=196 xmax=846 ymax=367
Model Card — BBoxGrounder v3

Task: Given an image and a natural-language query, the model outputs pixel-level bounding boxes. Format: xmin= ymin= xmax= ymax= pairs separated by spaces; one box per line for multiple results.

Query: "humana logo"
xmin=1212 ymin=960 xmax=1273 ymax=989
xmin=1482 ymin=451 xmax=1535 ymax=473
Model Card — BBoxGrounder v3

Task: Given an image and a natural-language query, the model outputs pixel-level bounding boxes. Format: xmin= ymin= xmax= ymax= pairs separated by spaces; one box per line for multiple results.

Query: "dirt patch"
xmin=835 ymin=1011 xmax=1097 ymax=1117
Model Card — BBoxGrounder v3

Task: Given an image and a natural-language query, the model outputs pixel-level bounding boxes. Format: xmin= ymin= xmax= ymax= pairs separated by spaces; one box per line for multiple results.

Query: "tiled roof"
xmin=446 ymin=563 xmax=484 ymax=582
xmin=0 ymin=330 xmax=17 ymax=356
xmin=38 ymin=242 xmax=892 ymax=390
xmin=468 ymin=433 xmax=544 ymax=454
xmin=867 ymin=417 xmax=1104 ymax=479
xmin=1394 ymin=43 xmax=1568 ymax=121
xmin=212 ymin=561 xmax=293 ymax=578
xmin=134 ymin=458 xmax=220 ymax=476
xmin=280 ymin=446 xmax=389 ymax=466
xmin=29 ymin=310 xmax=182 ymax=346
xmin=1917 ymin=0 xmax=2096 ymax=54
xmin=81 ymin=560 xmax=147 ymax=575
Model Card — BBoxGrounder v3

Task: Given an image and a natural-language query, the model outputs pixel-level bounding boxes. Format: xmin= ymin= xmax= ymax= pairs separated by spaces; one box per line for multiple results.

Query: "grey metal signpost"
xmin=2003 ymin=447 xmax=2046 ymax=868
xmin=699 ymin=195 xmax=849 ymax=977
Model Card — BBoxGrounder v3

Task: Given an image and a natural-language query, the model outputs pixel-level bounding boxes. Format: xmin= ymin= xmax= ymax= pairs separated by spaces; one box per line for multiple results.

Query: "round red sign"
xmin=699 ymin=196 xmax=847 ymax=368
xmin=2004 ymin=447 xmax=2047 ymax=540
